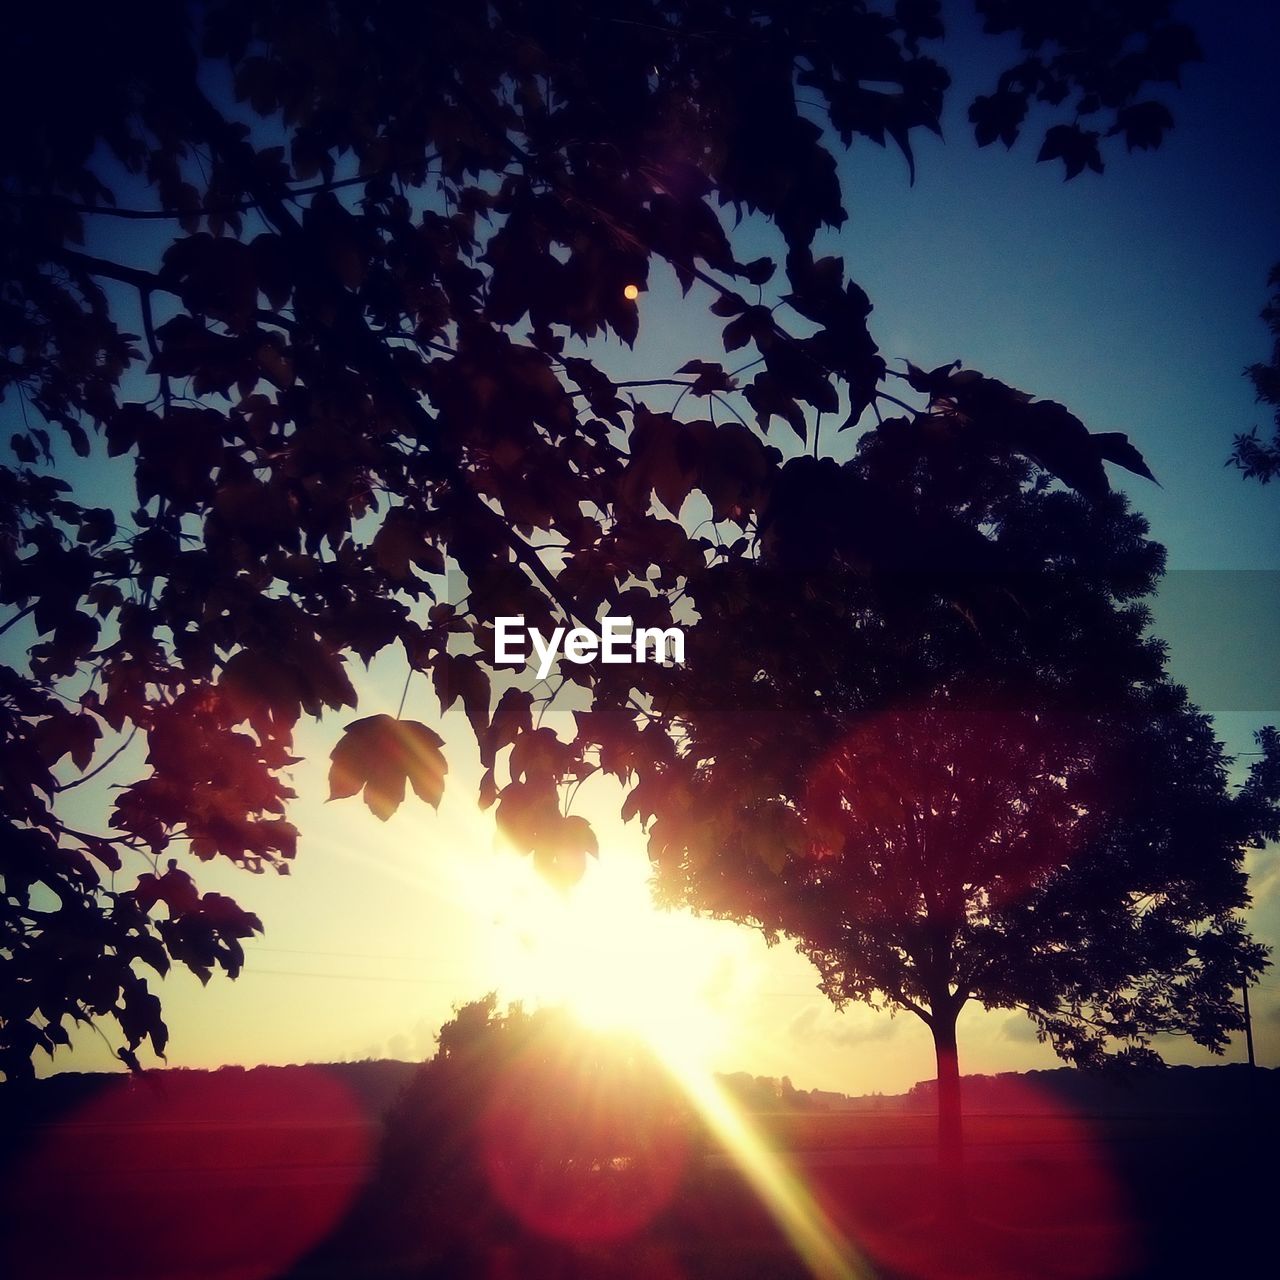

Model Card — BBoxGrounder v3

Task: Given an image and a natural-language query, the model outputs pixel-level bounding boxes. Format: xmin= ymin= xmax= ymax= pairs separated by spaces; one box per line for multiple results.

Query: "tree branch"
xmin=11 ymin=173 xmax=388 ymax=220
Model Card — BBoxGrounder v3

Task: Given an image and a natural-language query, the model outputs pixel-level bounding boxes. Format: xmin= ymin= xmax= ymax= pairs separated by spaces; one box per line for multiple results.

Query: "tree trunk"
xmin=932 ymin=1009 xmax=966 ymax=1222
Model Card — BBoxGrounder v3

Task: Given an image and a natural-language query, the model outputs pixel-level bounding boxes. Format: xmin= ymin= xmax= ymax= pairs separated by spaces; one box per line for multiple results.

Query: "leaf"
xmin=743 ymin=370 xmax=807 ymax=441
xmin=722 ymin=305 xmax=772 ymax=354
xmin=533 ymin=812 xmax=598 ymax=888
xmin=434 ymin=651 xmax=491 ymax=743
xmin=1037 ymin=124 xmax=1103 ymax=180
xmin=903 ymin=360 xmax=959 ymax=395
xmin=495 ymin=780 xmax=559 ymax=855
xmin=372 ymin=506 xmax=445 ymax=579
xmin=969 ymin=90 xmax=1027 ymax=150
xmin=1093 ymin=432 xmax=1158 ymax=484
xmin=363 ymin=756 xmax=408 ymax=821
xmin=328 ymin=714 xmax=448 ymax=819
xmin=485 ymin=686 xmax=534 ymax=767
xmin=11 ymin=434 xmax=38 ymax=464
xmin=710 ymin=292 xmax=747 ymax=317
xmin=508 ymin=726 xmax=573 ymax=786
xmin=722 ymin=313 xmax=754 ymax=353
xmin=677 ymin=358 xmax=736 ymax=396
xmin=33 ymin=710 xmax=100 ymax=770
xmin=739 ymin=256 xmax=776 ymax=286
xmin=560 ymin=814 xmax=599 ymax=859
xmin=372 ymin=508 xmax=418 ymax=579
xmin=1109 ymin=102 xmax=1174 ymax=153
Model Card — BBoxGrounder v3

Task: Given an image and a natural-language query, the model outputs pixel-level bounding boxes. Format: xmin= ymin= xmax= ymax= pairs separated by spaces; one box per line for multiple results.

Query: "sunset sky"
xmin=31 ymin=0 xmax=1280 ymax=1096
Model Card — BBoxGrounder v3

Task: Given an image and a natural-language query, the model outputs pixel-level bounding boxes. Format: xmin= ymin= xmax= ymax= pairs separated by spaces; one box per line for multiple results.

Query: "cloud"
xmin=788 ymin=1004 xmax=900 ymax=1048
xmin=789 ymin=1005 xmax=821 ymax=1041
xmin=1000 ymin=1012 xmax=1043 ymax=1044
xmin=1248 ymin=850 xmax=1280 ymax=909
xmin=703 ymin=954 xmax=738 ymax=1006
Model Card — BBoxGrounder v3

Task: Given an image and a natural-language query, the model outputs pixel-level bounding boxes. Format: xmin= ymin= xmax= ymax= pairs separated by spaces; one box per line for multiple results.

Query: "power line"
xmin=246 ymin=967 xmax=470 ymax=986
xmin=242 ymin=958 xmax=829 ymax=1000
xmin=246 ymin=944 xmax=442 ymax=963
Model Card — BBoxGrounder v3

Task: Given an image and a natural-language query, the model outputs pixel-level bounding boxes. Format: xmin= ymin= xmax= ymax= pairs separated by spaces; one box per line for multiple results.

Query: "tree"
xmin=0 ymin=0 xmax=1204 ymax=1077
xmin=1230 ymin=261 xmax=1280 ymax=483
xmin=336 ymin=996 xmax=687 ymax=1272
xmin=648 ymin=412 xmax=1280 ymax=1191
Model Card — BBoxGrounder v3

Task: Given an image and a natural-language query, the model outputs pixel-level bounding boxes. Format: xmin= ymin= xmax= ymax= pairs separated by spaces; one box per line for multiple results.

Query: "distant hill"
xmin=904 ymin=1062 xmax=1280 ymax=1116
xmin=5 ymin=1059 xmax=1277 ymax=1134
xmin=0 ymin=1059 xmax=415 ymax=1136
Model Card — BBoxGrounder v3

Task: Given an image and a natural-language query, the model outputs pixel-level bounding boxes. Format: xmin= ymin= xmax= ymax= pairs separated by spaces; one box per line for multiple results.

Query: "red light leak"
xmin=1 ymin=1068 xmax=373 ymax=1280
xmin=814 ymin=1074 xmax=1141 ymax=1280
xmin=803 ymin=697 xmax=1110 ymax=911
xmin=480 ymin=1044 xmax=688 ymax=1244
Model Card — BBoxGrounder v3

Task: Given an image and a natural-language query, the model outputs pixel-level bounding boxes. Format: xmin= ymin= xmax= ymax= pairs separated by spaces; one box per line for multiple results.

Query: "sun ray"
xmin=460 ymin=837 xmax=868 ymax=1277
xmin=474 ymin=842 xmax=752 ymax=1067
xmin=665 ymin=1064 xmax=870 ymax=1280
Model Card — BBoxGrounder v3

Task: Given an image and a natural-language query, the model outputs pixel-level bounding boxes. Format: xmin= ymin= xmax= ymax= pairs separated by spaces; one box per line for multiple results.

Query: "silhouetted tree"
xmin=1230 ymin=262 xmax=1280 ymax=483
xmin=1 ymin=0 xmax=1203 ymax=1075
xmin=649 ymin=414 xmax=1280 ymax=1193
xmin=333 ymin=996 xmax=687 ymax=1274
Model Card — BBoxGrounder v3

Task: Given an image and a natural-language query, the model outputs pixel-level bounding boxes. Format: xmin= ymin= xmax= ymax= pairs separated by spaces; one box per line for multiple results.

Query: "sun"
xmin=446 ymin=830 xmax=862 ymax=1277
xmin=476 ymin=844 xmax=747 ymax=1068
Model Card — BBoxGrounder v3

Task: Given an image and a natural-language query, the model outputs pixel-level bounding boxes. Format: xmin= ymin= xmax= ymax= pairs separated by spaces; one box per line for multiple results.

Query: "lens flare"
xmin=472 ymin=844 xmax=866 ymax=1272
xmin=1 ymin=1068 xmax=371 ymax=1280
xmin=480 ymin=1029 xmax=688 ymax=1243
xmin=669 ymin=1066 xmax=870 ymax=1280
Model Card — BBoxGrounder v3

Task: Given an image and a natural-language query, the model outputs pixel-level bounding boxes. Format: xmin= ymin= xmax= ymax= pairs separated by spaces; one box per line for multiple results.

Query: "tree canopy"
xmin=364 ymin=996 xmax=687 ymax=1261
xmin=0 ymin=0 xmax=1214 ymax=1078
xmin=649 ymin=420 xmax=1280 ymax=1174
xmin=650 ymin=426 xmax=1279 ymax=1053
xmin=1230 ymin=261 xmax=1280 ymax=484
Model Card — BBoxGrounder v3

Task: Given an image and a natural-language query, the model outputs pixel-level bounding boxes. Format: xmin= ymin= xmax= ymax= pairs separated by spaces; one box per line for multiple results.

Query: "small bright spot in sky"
xmin=623 ymin=283 xmax=640 ymax=300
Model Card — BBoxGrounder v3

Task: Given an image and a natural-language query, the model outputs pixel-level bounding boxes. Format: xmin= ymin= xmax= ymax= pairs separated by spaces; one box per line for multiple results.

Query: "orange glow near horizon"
xmin=466 ymin=840 xmax=866 ymax=1276
xmin=476 ymin=843 xmax=747 ymax=1069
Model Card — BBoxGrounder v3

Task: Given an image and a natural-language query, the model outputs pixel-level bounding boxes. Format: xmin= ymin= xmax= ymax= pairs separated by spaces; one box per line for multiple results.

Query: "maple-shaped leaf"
xmin=533 ymin=813 xmax=599 ymax=889
xmin=677 ymin=359 xmax=736 ymax=396
xmin=903 ymin=359 xmax=960 ymax=395
xmin=739 ymin=256 xmax=776 ymax=286
xmin=969 ymin=89 xmax=1028 ymax=150
xmin=328 ymin=714 xmax=447 ymax=820
xmin=433 ymin=652 xmax=490 ymax=744
xmin=1109 ymin=102 xmax=1174 ymax=153
xmin=484 ymin=686 xmax=534 ymax=767
xmin=495 ymin=779 xmax=560 ymax=855
xmin=1037 ymin=124 xmax=1103 ymax=180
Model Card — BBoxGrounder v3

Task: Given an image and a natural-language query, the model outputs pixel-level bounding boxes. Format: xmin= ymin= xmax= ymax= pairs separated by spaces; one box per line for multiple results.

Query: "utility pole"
xmin=1242 ymin=979 xmax=1256 ymax=1068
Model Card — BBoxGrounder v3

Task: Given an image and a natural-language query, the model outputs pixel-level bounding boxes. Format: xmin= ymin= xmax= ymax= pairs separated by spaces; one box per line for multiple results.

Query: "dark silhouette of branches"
xmin=1230 ymin=262 xmax=1280 ymax=483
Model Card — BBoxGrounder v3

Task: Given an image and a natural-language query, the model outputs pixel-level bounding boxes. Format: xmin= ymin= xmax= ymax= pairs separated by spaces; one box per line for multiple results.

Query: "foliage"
xmin=650 ymin=427 xmax=1279 ymax=1077
xmin=340 ymin=996 xmax=687 ymax=1272
xmin=0 ymin=0 xmax=1205 ymax=1076
xmin=1229 ymin=261 xmax=1280 ymax=483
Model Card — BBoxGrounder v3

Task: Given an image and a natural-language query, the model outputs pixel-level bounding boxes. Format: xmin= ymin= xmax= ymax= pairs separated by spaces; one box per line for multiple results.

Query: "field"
xmin=1 ymin=1066 xmax=1275 ymax=1280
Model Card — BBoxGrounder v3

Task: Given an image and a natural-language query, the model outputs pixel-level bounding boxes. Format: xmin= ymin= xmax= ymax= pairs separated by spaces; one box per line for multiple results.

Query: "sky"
xmin=21 ymin=0 xmax=1280 ymax=1095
